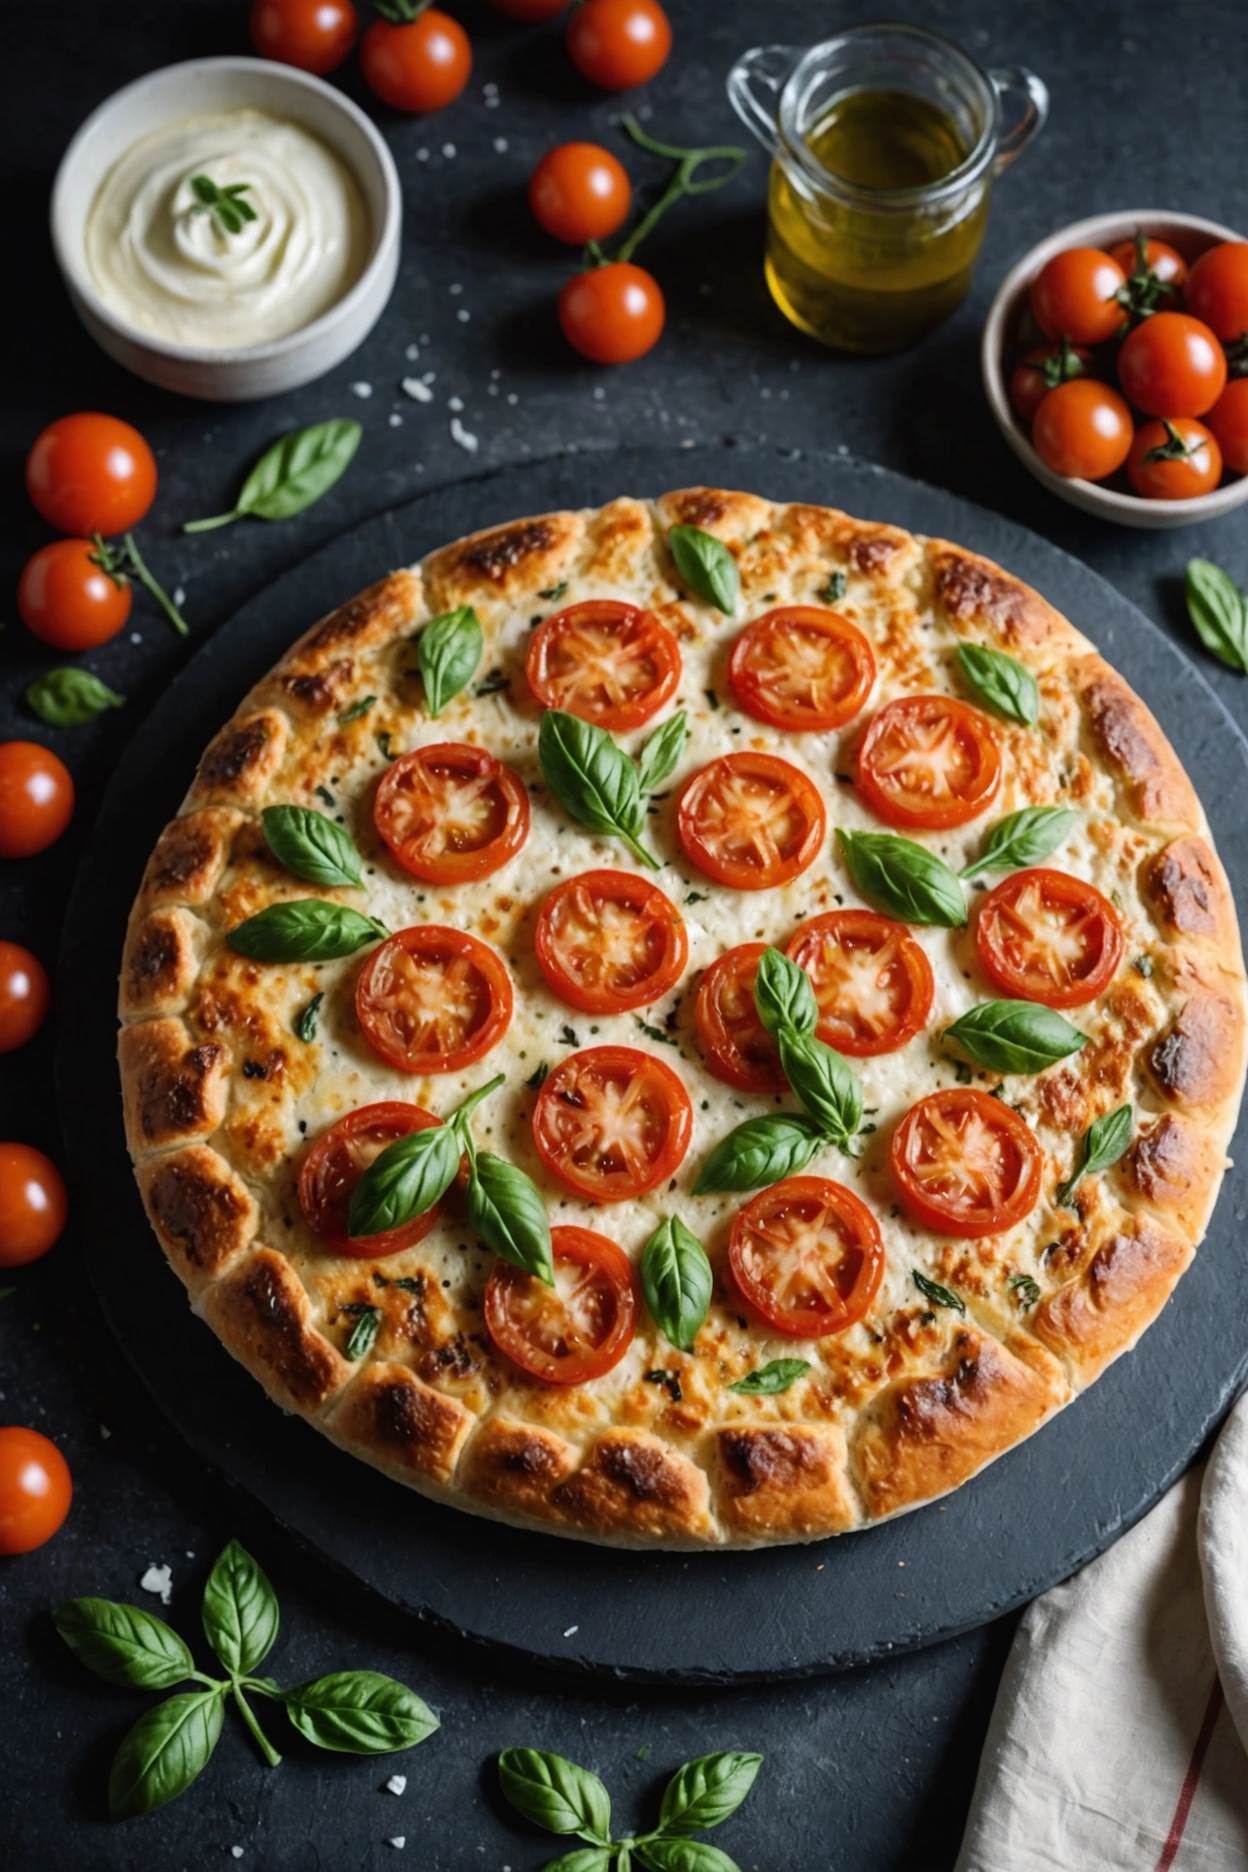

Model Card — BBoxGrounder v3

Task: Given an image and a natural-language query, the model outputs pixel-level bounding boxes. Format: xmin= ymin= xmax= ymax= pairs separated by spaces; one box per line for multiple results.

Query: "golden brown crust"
xmin=197 ymin=1249 xmax=350 ymax=1413
xmin=654 ymin=485 xmax=771 ymax=540
xmin=137 ymin=809 xmax=243 ymax=911
xmin=120 ymin=908 xmax=202 ymax=1019
xmin=1031 ymin=1216 xmax=1192 ymax=1384
xmin=328 ymin=1361 xmax=473 ymax=1484
xmin=1123 ymin=1113 xmax=1225 ymax=1238
xmin=549 ymin=1430 xmax=714 ymax=1542
xmin=278 ymin=570 xmax=422 ymax=676
xmin=1075 ymin=655 xmax=1201 ymax=830
xmin=1146 ymin=834 xmax=1239 ymax=951
xmin=929 ymin=541 xmax=1068 ymax=650
xmin=1149 ymin=987 xmax=1246 ymax=1111
xmin=459 ymin=1417 xmax=578 ymax=1518
xmin=717 ymin=1425 xmax=858 ymax=1538
xmin=119 ymin=1019 xmax=230 ymax=1156
xmin=136 ymin=1144 xmax=258 ymax=1289
xmin=422 ymin=513 xmax=582 ymax=610
xmin=191 ymin=710 xmax=289 ymax=808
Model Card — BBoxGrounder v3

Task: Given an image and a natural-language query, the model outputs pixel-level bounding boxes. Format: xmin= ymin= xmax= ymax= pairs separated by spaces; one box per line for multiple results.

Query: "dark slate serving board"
xmin=55 ymin=443 xmax=1248 ymax=1685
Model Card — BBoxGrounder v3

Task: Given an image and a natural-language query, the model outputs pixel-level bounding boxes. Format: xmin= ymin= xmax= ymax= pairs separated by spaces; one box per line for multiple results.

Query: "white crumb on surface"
xmin=564 ymin=1625 xmax=579 ymax=1637
xmin=457 ymin=309 xmax=471 ymax=323
xmin=99 ymin=1424 xmax=110 ymax=1439
xmin=405 ymin=342 xmax=419 ymax=360
xmin=402 ymin=378 xmax=433 ymax=403
xmin=140 ymin=1564 xmax=172 ymax=1604
xmin=388 ymin=413 xmax=403 ymax=427
xmin=386 ymin=1839 xmax=406 ymax=1851
xmin=493 ymin=137 xmax=509 ymax=153
xmin=449 ymin=282 xmax=463 ymax=295
xmin=173 ymin=587 xmax=186 ymax=607
xmin=448 ymin=395 xmax=464 ymax=411
xmin=416 ymin=148 xmax=429 ymax=162
xmin=231 ymin=1850 xmax=244 ymax=1862
xmin=442 ymin=143 xmax=456 ymax=159
xmin=450 ymin=418 xmax=479 ymax=453
xmin=385 ymin=1774 xmax=407 ymax=1795
xmin=349 ymin=382 xmax=373 ymax=398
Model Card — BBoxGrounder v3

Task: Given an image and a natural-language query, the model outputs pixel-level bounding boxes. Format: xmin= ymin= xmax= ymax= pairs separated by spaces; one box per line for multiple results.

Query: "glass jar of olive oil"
xmin=729 ymin=25 xmax=1048 ymax=353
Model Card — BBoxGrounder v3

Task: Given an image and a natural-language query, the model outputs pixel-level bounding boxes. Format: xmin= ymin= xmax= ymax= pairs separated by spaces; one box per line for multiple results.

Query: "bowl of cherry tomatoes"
xmin=982 ymin=211 xmax=1248 ymax=528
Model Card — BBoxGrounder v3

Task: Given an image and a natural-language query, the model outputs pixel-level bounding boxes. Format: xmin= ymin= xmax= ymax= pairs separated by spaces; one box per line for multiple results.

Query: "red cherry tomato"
xmin=298 ymin=1103 xmax=446 ymax=1258
xmin=558 ymin=262 xmax=665 ymax=364
xmin=1117 ymin=311 xmax=1227 ymax=418
xmin=728 ymin=1176 xmax=884 ymax=1338
xmin=974 ymin=867 xmax=1124 ymax=1008
xmin=566 ymin=0 xmax=671 ymax=89
xmin=1029 ymin=247 xmax=1127 ymax=345
xmin=855 ymin=695 xmax=1001 ymax=831
xmin=484 ymin=1225 xmax=637 ymax=1384
xmin=531 ymin=1045 xmax=692 ymax=1201
xmin=0 ymin=744 xmax=74 ymax=859
xmin=249 ymin=0 xmax=358 ymax=72
xmin=374 ymin=743 xmax=530 ymax=885
xmin=0 ymin=1143 xmax=67 ymax=1266
xmin=891 ymin=1088 xmax=1042 ymax=1238
xmin=1031 ymin=377 xmax=1134 ymax=481
xmin=0 ymin=945 xmax=50 ymax=1054
xmin=1127 ymin=418 xmax=1222 ymax=500
xmin=525 ymin=599 xmax=681 ymax=731
xmin=17 ymin=539 xmax=131 ymax=651
xmin=534 ymin=870 xmax=688 ymax=1014
xmin=1206 ymin=377 xmax=1248 ymax=475
xmin=492 ymin=0 xmax=569 ymax=16
xmin=1008 ymin=343 xmax=1093 ymax=424
xmin=727 ymin=606 xmax=876 ymax=733
xmin=677 ymin=752 xmax=826 ymax=891
xmin=0 ymin=1426 xmax=72 ymax=1554
xmin=1106 ymin=234 xmax=1189 ymax=293
xmin=529 ymin=142 xmax=631 ymax=245
xmin=785 ymin=910 xmax=934 ymax=1057
xmin=1185 ymin=242 xmax=1248 ymax=344
xmin=694 ymin=943 xmax=785 ymax=1095
xmin=361 ymin=8 xmax=471 ymax=112
xmin=25 ymin=413 xmax=157 ymax=538
xmin=355 ymin=926 xmax=513 ymax=1073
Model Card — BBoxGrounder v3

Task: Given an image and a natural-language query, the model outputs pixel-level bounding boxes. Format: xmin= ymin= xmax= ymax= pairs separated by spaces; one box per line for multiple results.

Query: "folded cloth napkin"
xmin=955 ymin=1389 xmax=1248 ymax=1872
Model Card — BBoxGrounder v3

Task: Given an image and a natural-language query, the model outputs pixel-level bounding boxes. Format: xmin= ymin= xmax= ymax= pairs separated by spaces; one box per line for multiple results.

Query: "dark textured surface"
xmin=4 ymin=1 xmax=1248 ymax=1867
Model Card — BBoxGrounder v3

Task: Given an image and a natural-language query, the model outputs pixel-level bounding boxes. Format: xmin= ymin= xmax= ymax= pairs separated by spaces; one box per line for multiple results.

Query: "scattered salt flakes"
xmin=448 ymin=395 xmax=464 ymax=411
xmin=173 ymin=586 xmax=186 ymax=607
xmin=350 ymin=381 xmax=373 ymax=399
xmin=186 ymin=1551 xmax=196 ymax=1559
xmin=493 ymin=137 xmax=509 ymax=153
xmin=450 ymin=418 xmax=479 ymax=453
xmin=457 ymin=309 xmax=470 ymax=323
xmin=506 ymin=393 xmax=518 ymax=406
xmin=402 ymin=377 xmax=433 ymax=403
xmin=564 ymin=1625 xmax=579 ymax=1638
xmin=385 ymin=1774 xmax=407 ymax=1796
xmin=405 ymin=342 xmax=419 ymax=360
xmin=99 ymin=1424 xmax=111 ymax=1439
xmin=386 ymin=1839 xmax=406 ymax=1851
xmin=422 ymin=370 xmax=437 ymax=383
xmin=130 ymin=632 xmax=142 ymax=644
xmin=231 ymin=1850 xmax=244 ymax=1862
xmin=388 ymin=413 xmax=403 ymax=428
xmin=140 ymin=1564 xmax=173 ymax=1605
xmin=442 ymin=143 xmax=456 ymax=159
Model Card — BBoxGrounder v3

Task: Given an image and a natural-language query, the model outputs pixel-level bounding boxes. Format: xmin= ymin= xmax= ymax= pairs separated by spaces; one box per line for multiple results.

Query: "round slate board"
xmin=57 ymin=444 xmax=1248 ymax=1685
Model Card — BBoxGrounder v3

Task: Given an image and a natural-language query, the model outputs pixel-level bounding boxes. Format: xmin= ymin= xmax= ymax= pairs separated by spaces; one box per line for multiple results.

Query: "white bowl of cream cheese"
xmin=51 ymin=57 xmax=401 ymax=401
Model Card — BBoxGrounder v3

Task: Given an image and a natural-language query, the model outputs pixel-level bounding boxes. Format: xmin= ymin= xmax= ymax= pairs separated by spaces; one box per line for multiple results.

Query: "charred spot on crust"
xmin=593 ymin=1437 xmax=683 ymax=1505
xmin=300 ymin=579 xmax=414 ymax=656
xmin=145 ymin=1153 xmax=252 ymax=1269
xmin=850 ymin=532 xmax=902 ymax=574
xmin=894 ymin=1331 xmax=985 ymax=1434
xmin=1150 ymin=995 xmax=1233 ymax=1105
xmin=934 ymin=552 xmax=1029 ymax=633
xmin=139 ymin=1041 xmax=225 ymax=1141
xmin=665 ymin=490 xmax=728 ymax=530
xmin=1149 ymin=837 xmax=1221 ymax=936
xmin=198 ymin=718 xmax=273 ymax=790
xmin=232 ymin=1258 xmax=341 ymax=1405
xmin=458 ymin=520 xmax=559 ymax=583
xmin=494 ymin=1430 xmax=565 ymax=1480
xmin=148 ymin=819 xmax=219 ymax=892
xmin=719 ymin=1428 xmax=827 ymax=1494
xmin=1128 ymin=1115 xmax=1198 ymax=1204
xmin=127 ymin=919 xmax=181 ymax=986
xmin=281 ymin=660 xmax=354 ymax=713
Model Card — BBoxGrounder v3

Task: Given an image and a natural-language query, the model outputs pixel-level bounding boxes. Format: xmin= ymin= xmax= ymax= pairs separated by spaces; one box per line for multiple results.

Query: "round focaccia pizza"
xmin=118 ymin=486 xmax=1247 ymax=1549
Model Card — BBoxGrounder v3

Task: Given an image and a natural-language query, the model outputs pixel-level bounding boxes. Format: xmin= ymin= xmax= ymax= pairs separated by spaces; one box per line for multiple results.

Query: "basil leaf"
xmin=1185 ymin=558 xmax=1248 ymax=672
xmin=417 ymin=606 xmax=484 ymax=716
xmin=956 ymin=643 xmax=1040 ymax=726
xmin=53 ymin=1598 xmax=194 ymax=1690
xmin=294 ymin=992 xmax=323 ymax=1042
xmin=27 ymin=667 xmax=125 ymax=727
xmin=944 ymin=1000 xmax=1087 ymax=1074
xmin=261 ymin=805 xmax=363 ymax=889
xmin=200 ymin=1539 xmax=278 ymax=1677
xmin=1057 ymin=1102 xmax=1133 ymax=1206
xmin=960 ymin=806 xmax=1076 ymax=881
xmin=727 ymin=1359 xmax=810 ymax=1395
xmin=466 ymin=1152 xmax=554 ymax=1285
xmin=838 ymin=830 xmax=966 ymax=927
xmin=108 ymin=1689 xmax=225 ymax=1818
xmin=636 ymin=710 xmax=689 ymax=793
xmin=348 ymin=1121 xmax=461 ymax=1238
xmin=668 ymin=525 xmax=739 ymax=614
xmin=538 ymin=709 xmax=656 ymax=868
xmin=498 ymin=1748 xmax=612 ymax=1844
xmin=1009 ymin=1273 xmax=1041 ymax=1308
xmin=777 ymin=1030 xmax=861 ymax=1147
xmin=636 ymin=1842 xmax=741 ymax=1872
xmin=337 ymin=694 xmax=376 ymax=725
xmin=693 ymin=1114 xmax=824 ymax=1195
xmin=184 ymin=420 xmax=362 ymax=531
xmin=541 ymin=1852 xmax=613 ymax=1872
xmin=753 ymin=947 xmax=817 ymax=1039
xmin=657 ymin=1750 xmax=764 ymax=1836
xmin=227 ymin=901 xmax=389 ymax=962
xmin=913 ymin=1271 xmax=965 ymax=1314
xmin=282 ymin=1671 xmax=438 ymax=1754
xmin=641 ymin=1216 xmax=712 ymax=1353
xmin=345 ymin=1306 xmax=382 ymax=1359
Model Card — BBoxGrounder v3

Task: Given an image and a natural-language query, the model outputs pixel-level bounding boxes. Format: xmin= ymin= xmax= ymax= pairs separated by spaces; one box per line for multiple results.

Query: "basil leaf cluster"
xmin=641 ymin=1216 xmax=713 ymax=1352
xmin=539 ymin=708 xmax=687 ymax=869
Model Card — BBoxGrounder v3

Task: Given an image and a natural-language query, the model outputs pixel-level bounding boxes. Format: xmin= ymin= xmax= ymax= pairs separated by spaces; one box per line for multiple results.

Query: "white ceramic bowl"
xmin=981 ymin=209 xmax=1248 ymax=529
xmin=51 ymin=57 xmax=401 ymax=402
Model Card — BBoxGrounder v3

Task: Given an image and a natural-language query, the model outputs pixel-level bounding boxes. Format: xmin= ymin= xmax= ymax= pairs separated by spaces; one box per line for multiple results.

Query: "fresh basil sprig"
xmin=944 ymin=1000 xmax=1088 ymax=1074
xmin=27 ymin=667 xmax=126 ymax=727
xmin=1185 ymin=558 xmax=1248 ymax=672
xmin=261 ymin=805 xmax=363 ymax=889
xmin=838 ymin=829 xmax=966 ymax=927
xmin=499 ymin=1747 xmax=761 ymax=1869
xmin=183 ymin=419 xmax=362 ymax=533
xmin=694 ymin=1113 xmax=824 ymax=1195
xmin=539 ymin=708 xmax=687 ymax=869
xmin=913 ymin=1271 xmax=965 ymax=1315
xmin=956 ymin=643 xmax=1040 ymax=726
xmin=641 ymin=1216 xmax=713 ymax=1353
xmin=417 ymin=605 xmax=484 ymax=716
xmin=1056 ymin=1102 xmax=1133 ymax=1207
xmin=727 ymin=1359 xmax=810 ymax=1396
xmin=960 ymin=806 xmax=1076 ymax=881
xmin=227 ymin=901 xmax=389 ymax=962
xmin=668 ymin=525 xmax=739 ymax=614
xmin=776 ymin=1029 xmax=862 ymax=1149
xmin=190 ymin=173 xmax=257 ymax=236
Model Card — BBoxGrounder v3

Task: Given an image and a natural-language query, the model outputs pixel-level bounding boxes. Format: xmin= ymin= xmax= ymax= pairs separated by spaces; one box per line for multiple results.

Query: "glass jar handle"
xmin=726 ymin=44 xmax=800 ymax=163
xmin=990 ymin=66 xmax=1050 ymax=173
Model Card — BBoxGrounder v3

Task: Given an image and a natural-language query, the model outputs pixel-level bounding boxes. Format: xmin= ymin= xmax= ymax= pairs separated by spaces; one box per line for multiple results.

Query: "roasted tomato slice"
xmin=727 ymin=606 xmax=876 ymax=733
xmin=525 ymin=599 xmax=681 ymax=731
xmin=728 ymin=1176 xmax=884 ymax=1338
xmin=677 ymin=752 xmax=826 ymax=891
xmin=694 ymin=942 xmax=786 ymax=1094
xmin=856 ymin=695 xmax=1001 ymax=830
xmin=532 ymin=1044 xmax=692 ymax=1201
xmin=299 ymin=1102 xmax=446 ymax=1258
xmin=534 ymin=869 xmax=687 ymax=1014
xmin=975 ymin=867 xmax=1124 ymax=1008
xmin=356 ymin=926 xmax=513 ymax=1073
xmin=891 ymin=1087 xmax=1042 ymax=1238
xmin=374 ymin=742 xmax=530 ymax=885
xmin=785 ymin=910 xmax=934 ymax=1057
xmin=484 ymin=1224 xmax=637 ymax=1385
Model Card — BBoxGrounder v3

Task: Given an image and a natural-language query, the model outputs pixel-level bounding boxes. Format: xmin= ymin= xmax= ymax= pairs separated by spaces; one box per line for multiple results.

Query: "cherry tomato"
xmin=890 ymin=1088 xmax=1042 ymax=1238
xmin=249 ymin=0 xmax=358 ymax=72
xmin=566 ymin=0 xmax=671 ymax=89
xmin=1008 ymin=342 xmax=1093 ymax=424
xmin=1185 ymin=242 xmax=1248 ymax=344
xmin=298 ymin=1103 xmax=446 ymax=1258
xmin=356 ymin=926 xmax=513 ymax=1073
xmin=374 ymin=743 xmax=530 ymax=885
xmin=974 ymin=867 xmax=1123 ymax=1008
xmin=1127 ymin=418 xmax=1222 ymax=500
xmin=0 ymin=744 xmax=74 ymax=860
xmin=25 ymin=413 xmax=156 ymax=538
xmin=1117 ymin=311 xmax=1227 ymax=419
xmin=534 ymin=870 xmax=687 ymax=1014
xmin=526 ymin=599 xmax=681 ymax=731
xmin=694 ymin=943 xmax=785 ymax=1095
xmin=529 ymin=142 xmax=631 ymax=246
xmin=1107 ymin=234 xmax=1188 ymax=318
xmin=361 ymin=8 xmax=471 ymax=112
xmin=484 ymin=1225 xmax=637 ymax=1384
xmin=531 ymin=1045 xmax=692 ymax=1201
xmin=1206 ymin=377 xmax=1248 ymax=475
xmin=1029 ymin=247 xmax=1127 ymax=345
xmin=727 ymin=606 xmax=876 ymax=733
xmin=728 ymin=1176 xmax=884 ymax=1338
xmin=1031 ymin=377 xmax=1134 ymax=481
xmin=491 ymin=0 xmax=569 ymax=16
xmin=677 ymin=752 xmax=826 ymax=891
xmin=785 ymin=910 xmax=934 ymax=1057
xmin=855 ymin=695 xmax=1001 ymax=831
xmin=0 ymin=1426 xmax=72 ymax=1554
xmin=0 ymin=945 xmax=50 ymax=1054
xmin=17 ymin=539 xmax=131 ymax=651
xmin=558 ymin=262 xmax=665 ymax=365
xmin=0 ymin=1143 xmax=67 ymax=1267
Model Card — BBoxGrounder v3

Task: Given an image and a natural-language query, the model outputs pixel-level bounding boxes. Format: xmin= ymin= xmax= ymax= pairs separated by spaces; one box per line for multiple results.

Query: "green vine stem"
xmin=232 ymin=1684 xmax=282 ymax=1769
xmin=588 ymin=117 xmax=744 ymax=269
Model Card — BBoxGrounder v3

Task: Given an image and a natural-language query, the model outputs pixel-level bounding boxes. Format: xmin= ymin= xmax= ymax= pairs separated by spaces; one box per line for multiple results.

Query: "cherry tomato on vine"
xmin=1117 ymin=311 xmax=1227 ymax=419
xmin=891 ymin=1089 xmax=1042 ymax=1238
xmin=249 ymin=0 xmax=358 ymax=72
xmin=1031 ymin=377 xmax=1134 ymax=481
xmin=17 ymin=539 xmax=131 ymax=651
xmin=1127 ymin=418 xmax=1222 ymax=500
xmin=0 ymin=1143 xmax=67 ymax=1267
xmin=491 ymin=0 xmax=568 ymax=15
xmin=0 ymin=1426 xmax=72 ymax=1555
xmin=1185 ymin=241 xmax=1248 ymax=344
xmin=26 ymin=413 xmax=157 ymax=538
xmin=0 ymin=744 xmax=74 ymax=860
xmin=1029 ymin=247 xmax=1126 ymax=346
xmin=361 ymin=6 xmax=471 ymax=112
xmin=1008 ymin=343 xmax=1092 ymax=424
xmin=529 ymin=142 xmax=631 ymax=246
xmin=1206 ymin=377 xmax=1248 ymax=475
xmin=0 ymin=945 xmax=50 ymax=1054
xmin=558 ymin=261 xmax=665 ymax=363
xmin=1107 ymin=234 xmax=1188 ymax=292
xmin=566 ymin=0 xmax=671 ymax=90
